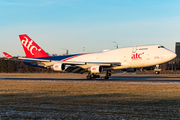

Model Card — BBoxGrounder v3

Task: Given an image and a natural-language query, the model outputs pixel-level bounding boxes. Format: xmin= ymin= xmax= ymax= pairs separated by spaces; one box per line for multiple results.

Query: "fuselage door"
xmin=132 ymin=46 xmax=137 ymax=53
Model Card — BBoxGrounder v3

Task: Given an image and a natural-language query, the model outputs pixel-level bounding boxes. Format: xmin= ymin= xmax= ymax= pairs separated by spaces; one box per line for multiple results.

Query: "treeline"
xmin=0 ymin=58 xmax=54 ymax=73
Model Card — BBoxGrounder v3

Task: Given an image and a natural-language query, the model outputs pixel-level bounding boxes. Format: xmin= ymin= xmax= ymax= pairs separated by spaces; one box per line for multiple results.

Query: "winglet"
xmin=19 ymin=34 xmax=50 ymax=58
xmin=3 ymin=52 xmax=12 ymax=57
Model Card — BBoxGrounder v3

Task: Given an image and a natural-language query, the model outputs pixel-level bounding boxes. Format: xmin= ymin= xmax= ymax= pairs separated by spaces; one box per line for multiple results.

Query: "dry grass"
xmin=0 ymin=80 xmax=180 ymax=119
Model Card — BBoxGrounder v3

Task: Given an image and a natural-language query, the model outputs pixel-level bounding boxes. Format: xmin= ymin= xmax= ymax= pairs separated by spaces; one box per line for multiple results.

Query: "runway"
xmin=1 ymin=74 xmax=180 ymax=82
xmin=1 ymin=74 xmax=180 ymax=119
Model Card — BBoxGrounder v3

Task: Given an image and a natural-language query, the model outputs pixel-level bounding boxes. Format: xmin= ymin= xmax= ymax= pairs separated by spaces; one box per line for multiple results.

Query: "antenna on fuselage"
xmin=83 ymin=47 xmax=85 ymax=53
xmin=113 ymin=41 xmax=118 ymax=49
xmin=60 ymin=48 xmax=69 ymax=55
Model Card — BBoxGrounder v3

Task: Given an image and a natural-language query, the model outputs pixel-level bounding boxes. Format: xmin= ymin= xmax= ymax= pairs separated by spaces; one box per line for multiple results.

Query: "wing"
xmin=17 ymin=57 xmax=121 ymax=66
xmin=3 ymin=55 xmax=122 ymax=74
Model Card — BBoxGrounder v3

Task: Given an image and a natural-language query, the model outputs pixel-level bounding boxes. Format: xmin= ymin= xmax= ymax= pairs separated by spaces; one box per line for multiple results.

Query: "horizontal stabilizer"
xmin=3 ymin=52 xmax=12 ymax=57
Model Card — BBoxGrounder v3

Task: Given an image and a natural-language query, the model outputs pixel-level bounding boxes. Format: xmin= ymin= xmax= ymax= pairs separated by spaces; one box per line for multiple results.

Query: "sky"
xmin=0 ymin=0 xmax=180 ymax=56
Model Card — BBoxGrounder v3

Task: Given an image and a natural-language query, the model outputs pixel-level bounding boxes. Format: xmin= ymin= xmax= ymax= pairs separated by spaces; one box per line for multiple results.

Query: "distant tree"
xmin=160 ymin=63 xmax=167 ymax=71
xmin=52 ymin=54 xmax=58 ymax=56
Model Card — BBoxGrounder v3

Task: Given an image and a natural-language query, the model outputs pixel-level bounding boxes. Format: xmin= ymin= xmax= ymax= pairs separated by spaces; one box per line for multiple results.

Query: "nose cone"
xmin=169 ymin=51 xmax=176 ymax=59
xmin=163 ymin=50 xmax=176 ymax=62
xmin=172 ymin=52 xmax=177 ymax=59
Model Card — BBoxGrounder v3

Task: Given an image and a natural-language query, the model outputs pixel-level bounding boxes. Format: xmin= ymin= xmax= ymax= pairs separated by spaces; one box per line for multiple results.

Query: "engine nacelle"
xmin=52 ymin=63 xmax=65 ymax=71
xmin=89 ymin=65 xmax=103 ymax=73
xmin=126 ymin=68 xmax=137 ymax=72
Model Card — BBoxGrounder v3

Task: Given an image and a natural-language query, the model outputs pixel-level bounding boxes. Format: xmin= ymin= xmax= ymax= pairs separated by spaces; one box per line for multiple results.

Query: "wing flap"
xmin=86 ymin=62 xmax=121 ymax=66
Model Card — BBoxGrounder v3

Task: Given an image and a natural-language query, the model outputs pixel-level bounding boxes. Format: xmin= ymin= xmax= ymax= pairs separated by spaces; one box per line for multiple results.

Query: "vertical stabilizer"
xmin=19 ymin=34 xmax=50 ymax=58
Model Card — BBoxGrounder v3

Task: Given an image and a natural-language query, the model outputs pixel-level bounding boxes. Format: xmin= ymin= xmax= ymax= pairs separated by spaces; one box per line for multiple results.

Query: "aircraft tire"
xmin=97 ymin=75 xmax=100 ymax=78
xmin=104 ymin=76 xmax=109 ymax=79
xmin=155 ymin=71 xmax=160 ymax=74
xmin=86 ymin=76 xmax=92 ymax=79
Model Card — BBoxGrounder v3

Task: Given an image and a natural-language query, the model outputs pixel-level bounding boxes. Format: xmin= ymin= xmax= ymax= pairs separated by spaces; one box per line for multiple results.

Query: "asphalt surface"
xmin=1 ymin=75 xmax=180 ymax=82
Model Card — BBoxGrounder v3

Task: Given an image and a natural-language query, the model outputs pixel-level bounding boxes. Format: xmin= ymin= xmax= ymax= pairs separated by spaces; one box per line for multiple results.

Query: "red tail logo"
xmin=19 ymin=34 xmax=50 ymax=58
xmin=21 ymin=37 xmax=41 ymax=55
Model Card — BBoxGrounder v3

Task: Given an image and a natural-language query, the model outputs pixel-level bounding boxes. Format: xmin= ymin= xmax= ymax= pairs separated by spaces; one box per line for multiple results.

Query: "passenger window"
xmin=139 ymin=48 xmax=148 ymax=50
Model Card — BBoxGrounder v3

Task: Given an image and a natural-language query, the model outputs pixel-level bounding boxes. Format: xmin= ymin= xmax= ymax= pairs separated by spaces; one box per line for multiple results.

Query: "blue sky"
xmin=0 ymin=0 xmax=180 ymax=56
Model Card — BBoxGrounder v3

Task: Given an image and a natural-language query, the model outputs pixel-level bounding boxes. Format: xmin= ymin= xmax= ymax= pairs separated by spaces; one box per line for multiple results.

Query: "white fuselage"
xmin=65 ymin=45 xmax=176 ymax=70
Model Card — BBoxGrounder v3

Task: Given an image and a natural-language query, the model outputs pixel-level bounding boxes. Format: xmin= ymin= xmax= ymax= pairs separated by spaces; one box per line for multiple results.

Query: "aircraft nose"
xmin=163 ymin=50 xmax=176 ymax=61
xmin=169 ymin=51 xmax=176 ymax=59
xmin=172 ymin=52 xmax=177 ymax=59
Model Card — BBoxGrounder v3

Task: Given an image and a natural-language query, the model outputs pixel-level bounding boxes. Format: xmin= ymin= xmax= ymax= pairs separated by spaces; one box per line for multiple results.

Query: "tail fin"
xmin=19 ymin=34 xmax=50 ymax=58
xmin=3 ymin=52 xmax=12 ymax=57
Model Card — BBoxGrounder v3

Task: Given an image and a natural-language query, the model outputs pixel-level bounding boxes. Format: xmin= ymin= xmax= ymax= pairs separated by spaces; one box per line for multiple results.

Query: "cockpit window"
xmin=158 ymin=46 xmax=165 ymax=48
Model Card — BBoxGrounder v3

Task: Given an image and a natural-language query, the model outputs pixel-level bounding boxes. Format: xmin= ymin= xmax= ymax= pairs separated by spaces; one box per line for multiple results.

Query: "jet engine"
xmin=52 ymin=63 xmax=65 ymax=71
xmin=89 ymin=65 xmax=103 ymax=73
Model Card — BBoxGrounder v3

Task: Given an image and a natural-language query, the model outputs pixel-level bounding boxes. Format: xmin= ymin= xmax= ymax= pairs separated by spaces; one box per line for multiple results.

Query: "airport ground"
xmin=0 ymin=73 xmax=180 ymax=119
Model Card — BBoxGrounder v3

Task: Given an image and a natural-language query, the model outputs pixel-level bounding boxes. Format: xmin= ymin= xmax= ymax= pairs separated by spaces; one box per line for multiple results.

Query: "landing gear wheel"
xmin=86 ymin=73 xmax=100 ymax=79
xmin=104 ymin=70 xmax=111 ymax=79
xmin=96 ymin=75 xmax=100 ymax=78
xmin=155 ymin=71 xmax=160 ymax=74
xmin=86 ymin=76 xmax=92 ymax=79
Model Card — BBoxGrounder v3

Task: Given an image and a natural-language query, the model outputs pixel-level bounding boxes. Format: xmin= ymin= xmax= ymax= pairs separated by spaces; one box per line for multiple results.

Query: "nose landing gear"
xmin=154 ymin=65 xmax=161 ymax=74
xmin=155 ymin=71 xmax=160 ymax=74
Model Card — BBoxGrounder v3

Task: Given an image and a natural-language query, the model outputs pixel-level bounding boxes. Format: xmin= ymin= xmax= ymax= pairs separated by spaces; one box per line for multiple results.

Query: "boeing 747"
xmin=3 ymin=34 xmax=176 ymax=79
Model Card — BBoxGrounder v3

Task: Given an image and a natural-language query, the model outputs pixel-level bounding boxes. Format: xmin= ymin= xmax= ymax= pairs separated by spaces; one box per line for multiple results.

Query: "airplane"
xmin=3 ymin=34 xmax=176 ymax=79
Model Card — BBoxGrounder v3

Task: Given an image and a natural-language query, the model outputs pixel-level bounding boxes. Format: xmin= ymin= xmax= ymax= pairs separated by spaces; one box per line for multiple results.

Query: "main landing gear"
xmin=86 ymin=71 xmax=112 ymax=80
xmin=104 ymin=71 xmax=111 ymax=79
xmin=86 ymin=73 xmax=100 ymax=79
